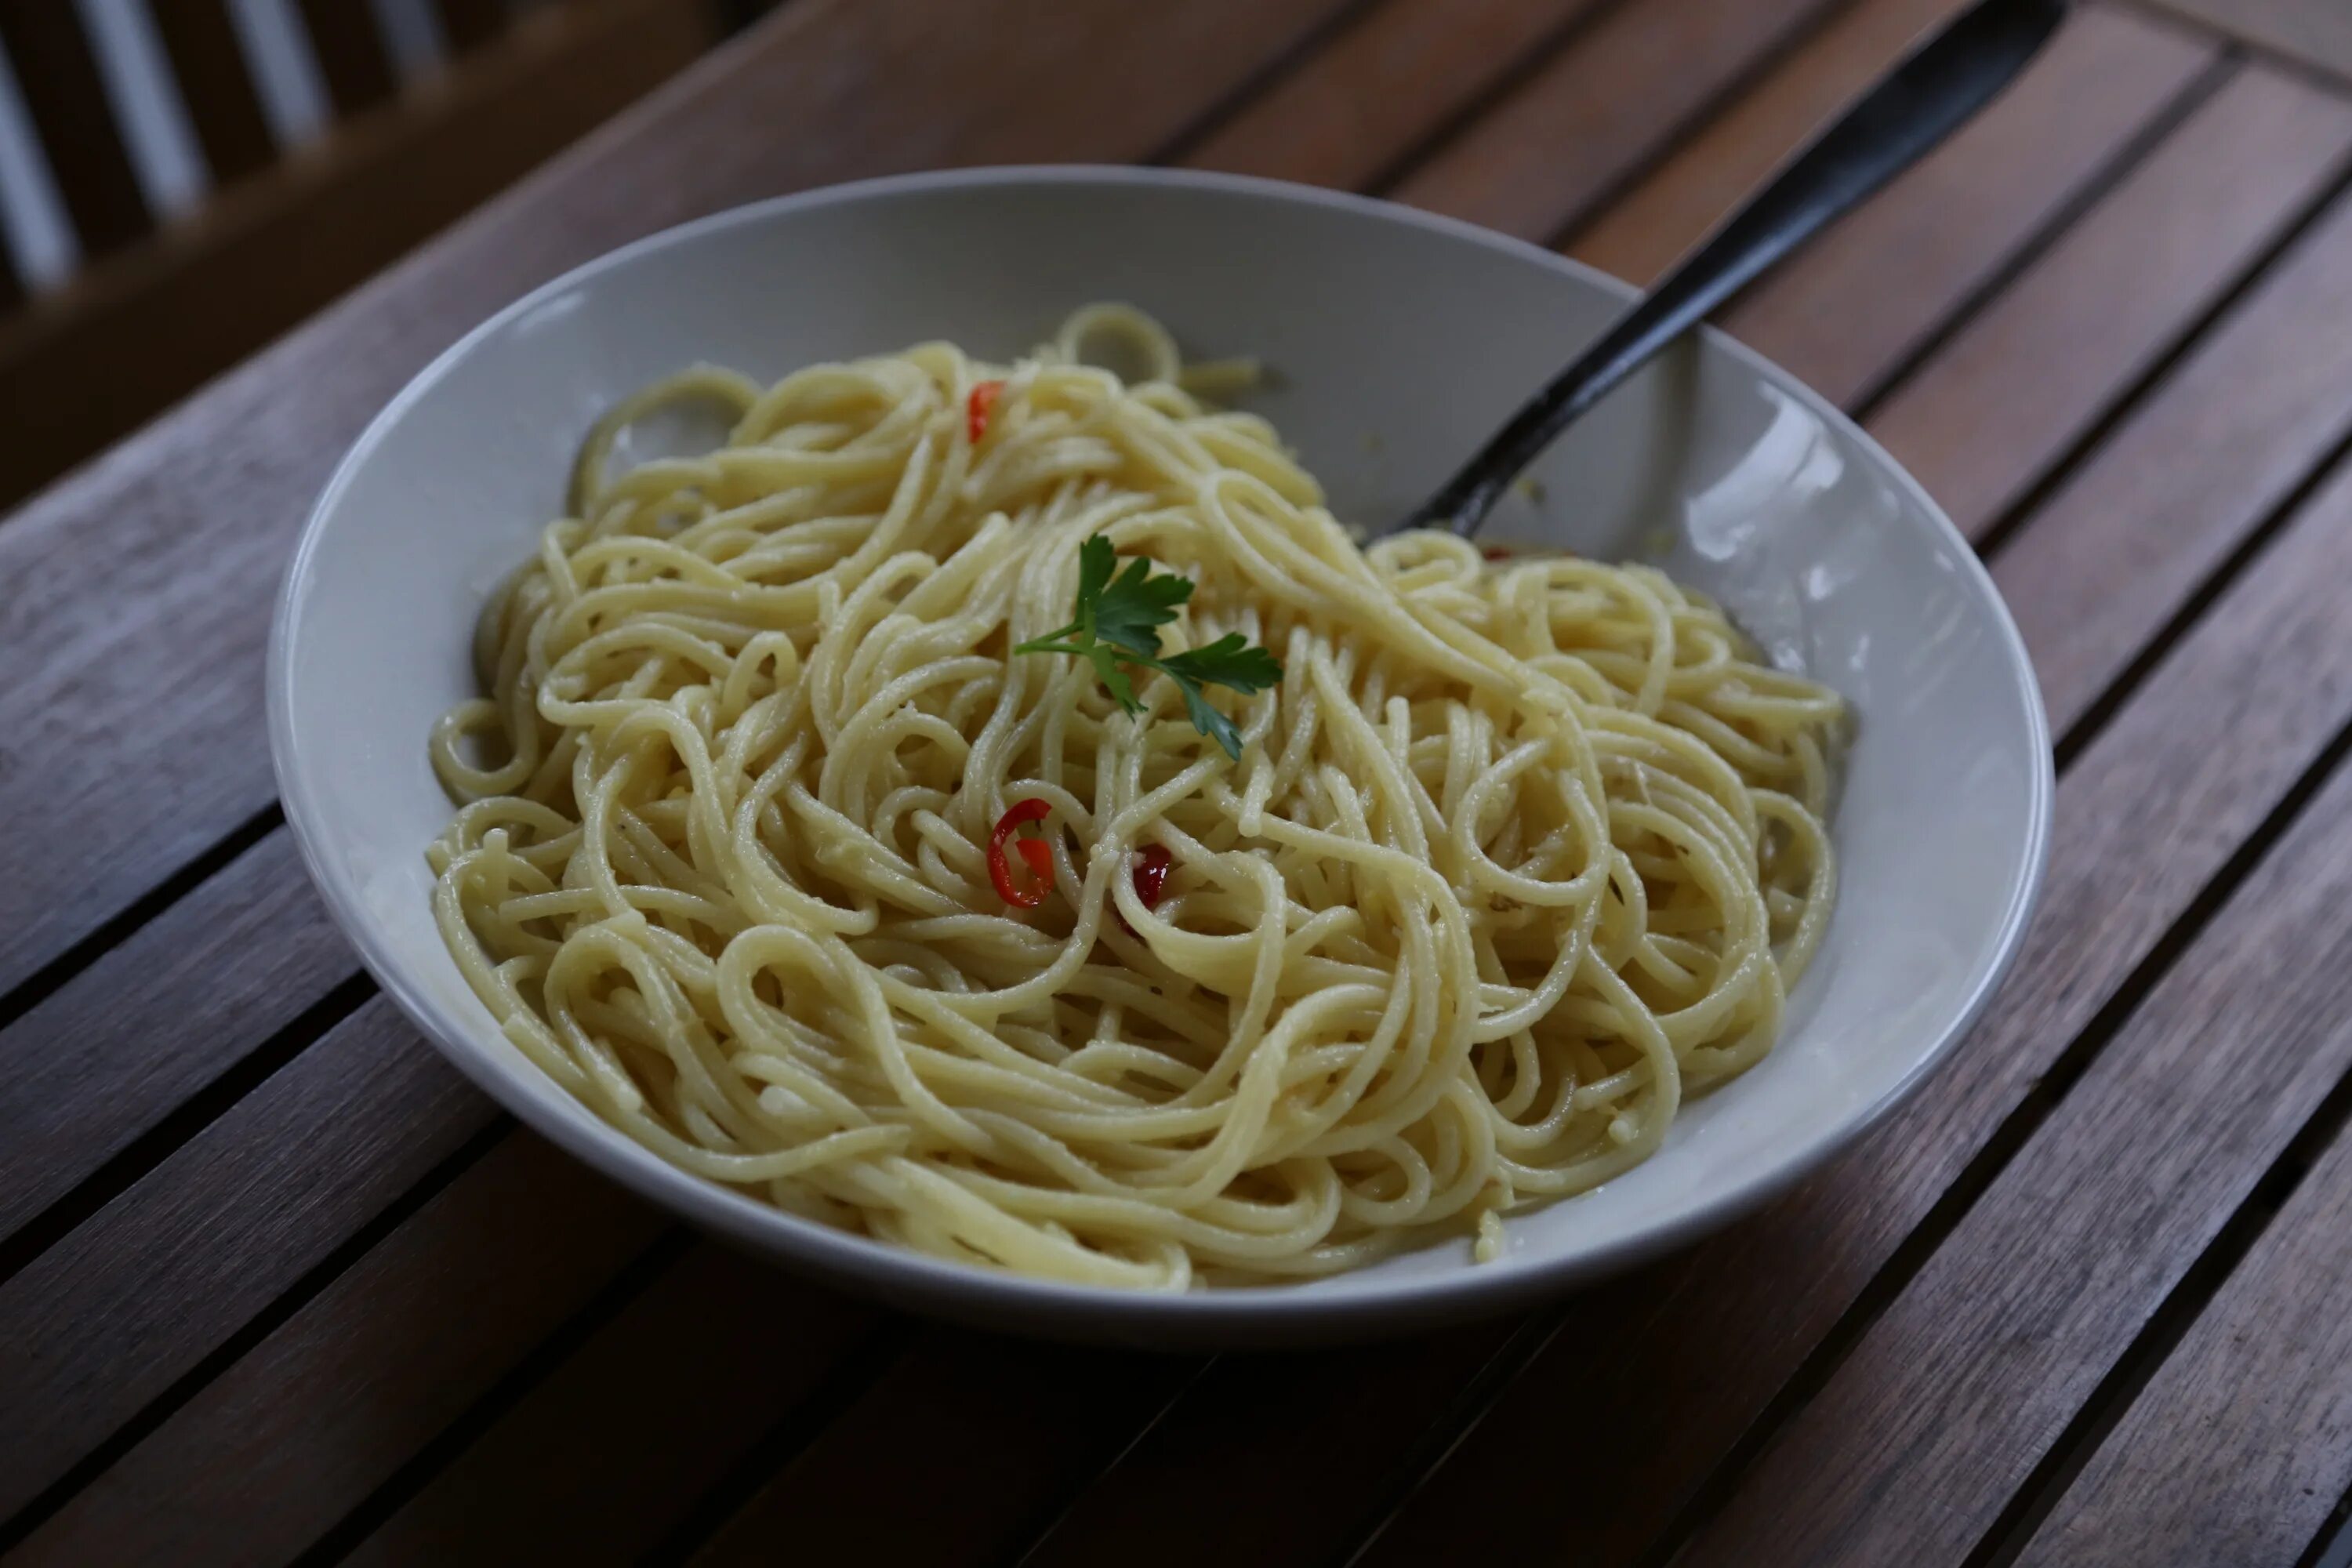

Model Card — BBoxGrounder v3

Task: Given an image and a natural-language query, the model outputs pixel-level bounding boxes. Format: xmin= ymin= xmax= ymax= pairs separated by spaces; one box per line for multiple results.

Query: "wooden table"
xmin=8 ymin=1 xmax=2352 ymax=1562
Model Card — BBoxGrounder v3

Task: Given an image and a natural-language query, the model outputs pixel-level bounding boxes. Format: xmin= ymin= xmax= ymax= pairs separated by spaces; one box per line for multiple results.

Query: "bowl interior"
xmin=271 ymin=169 xmax=2049 ymax=1343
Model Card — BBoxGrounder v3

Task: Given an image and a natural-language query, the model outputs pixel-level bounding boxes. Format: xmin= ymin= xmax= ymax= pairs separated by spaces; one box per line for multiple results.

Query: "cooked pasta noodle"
xmin=427 ymin=304 xmax=1843 ymax=1290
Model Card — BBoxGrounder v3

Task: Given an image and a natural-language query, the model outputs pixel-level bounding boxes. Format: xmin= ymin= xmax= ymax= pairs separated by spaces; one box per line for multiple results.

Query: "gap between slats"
xmin=1964 ymin=1008 xmax=2352 ymax=1563
xmin=1839 ymin=46 xmax=2242 ymax=423
xmin=0 ymin=1114 xmax=512 ymax=1558
xmin=0 ymin=968 xmax=373 ymax=1293
xmin=1967 ymin=128 xmax=2352 ymax=563
xmin=2303 ymin=1486 xmax=2352 ymax=1568
xmin=284 ymin=1229 xmax=701 ymax=1567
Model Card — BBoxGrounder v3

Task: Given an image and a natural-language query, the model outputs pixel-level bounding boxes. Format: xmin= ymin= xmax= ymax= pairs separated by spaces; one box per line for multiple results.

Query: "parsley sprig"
xmin=1014 ymin=535 xmax=1283 ymax=760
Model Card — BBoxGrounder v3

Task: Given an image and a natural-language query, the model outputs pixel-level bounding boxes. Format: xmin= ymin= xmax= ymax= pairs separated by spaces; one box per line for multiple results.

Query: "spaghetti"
xmin=427 ymin=305 xmax=1842 ymax=1290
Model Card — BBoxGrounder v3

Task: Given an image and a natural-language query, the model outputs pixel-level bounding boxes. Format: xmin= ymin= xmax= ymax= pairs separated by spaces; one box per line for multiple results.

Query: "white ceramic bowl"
xmin=270 ymin=167 xmax=2052 ymax=1345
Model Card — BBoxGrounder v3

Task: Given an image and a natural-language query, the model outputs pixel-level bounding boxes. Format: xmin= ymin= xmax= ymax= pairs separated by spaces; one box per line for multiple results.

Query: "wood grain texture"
xmin=0 ymin=0 xmax=1352 ymax=1001
xmin=1872 ymin=62 xmax=2352 ymax=539
xmin=347 ymin=1245 xmax=881 ymax=1568
xmin=1357 ymin=364 xmax=2352 ymax=1568
xmin=688 ymin=1334 xmax=1196 ymax=1568
xmin=148 ymin=0 xmax=278 ymax=187
xmin=1722 ymin=5 xmax=2215 ymax=408
xmin=0 ymin=1001 xmax=494 ymax=1526
xmin=12 ymin=1134 xmax=665 ymax=1568
xmin=1570 ymin=0 xmax=1970 ymax=282
xmin=2014 ymin=1101 xmax=2352 ymax=1566
xmin=1674 ymin=458 xmax=2352 ymax=1568
xmin=0 ymin=0 xmax=711 ymax=518
xmin=1991 ymin=189 xmax=2352 ymax=736
xmin=1388 ymin=0 xmax=1842 ymax=241
xmin=0 ymin=0 xmax=151 ymax=256
xmin=1179 ymin=0 xmax=1604 ymax=190
xmin=0 ymin=831 xmax=356 ymax=1252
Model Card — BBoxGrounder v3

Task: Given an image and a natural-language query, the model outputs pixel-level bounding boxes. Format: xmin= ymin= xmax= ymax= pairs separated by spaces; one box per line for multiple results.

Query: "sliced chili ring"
xmin=989 ymin=797 xmax=1054 ymax=907
xmin=1133 ymin=844 xmax=1173 ymax=910
xmin=1116 ymin=843 xmax=1174 ymax=935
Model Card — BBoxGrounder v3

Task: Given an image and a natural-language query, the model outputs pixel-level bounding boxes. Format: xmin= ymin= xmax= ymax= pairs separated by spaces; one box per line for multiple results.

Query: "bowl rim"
xmin=267 ymin=163 xmax=2055 ymax=1338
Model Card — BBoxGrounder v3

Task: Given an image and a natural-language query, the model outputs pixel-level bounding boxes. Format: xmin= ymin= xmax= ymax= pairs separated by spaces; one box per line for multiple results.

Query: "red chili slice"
xmin=988 ymin=797 xmax=1053 ymax=908
xmin=1115 ymin=844 xmax=1174 ymax=936
xmin=1481 ymin=544 xmax=1513 ymax=561
xmin=1133 ymin=844 xmax=1173 ymax=910
xmin=967 ymin=379 xmax=1006 ymax=445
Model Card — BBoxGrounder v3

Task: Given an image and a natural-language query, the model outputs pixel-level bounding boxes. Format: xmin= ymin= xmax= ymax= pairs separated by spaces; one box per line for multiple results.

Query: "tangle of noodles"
xmin=427 ymin=305 xmax=1844 ymax=1290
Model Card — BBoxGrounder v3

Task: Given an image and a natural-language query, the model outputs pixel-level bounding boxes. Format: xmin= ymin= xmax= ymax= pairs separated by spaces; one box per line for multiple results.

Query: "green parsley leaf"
xmin=1091 ymin=548 xmax=1192 ymax=660
xmin=1159 ymin=633 xmax=1284 ymax=695
xmin=1014 ymin=539 xmax=1283 ymax=760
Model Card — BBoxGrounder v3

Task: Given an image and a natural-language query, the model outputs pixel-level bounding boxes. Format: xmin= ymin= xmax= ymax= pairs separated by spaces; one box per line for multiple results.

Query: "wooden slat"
xmin=2013 ymin=1109 xmax=2352 ymax=1566
xmin=0 ymin=0 xmax=1356 ymax=1004
xmin=1356 ymin=370 xmax=2352 ymax=1567
xmin=0 ymin=831 xmax=355 ymax=1254
xmin=0 ymin=0 xmax=712 ymax=520
xmin=1989 ymin=190 xmax=2352 ymax=735
xmin=347 ymin=1246 xmax=882 ymax=1567
xmin=2147 ymin=0 xmax=2352 ymax=84
xmin=1721 ymin=4 xmax=2215 ymax=408
xmin=0 ymin=0 xmax=151 ymax=256
xmin=1872 ymin=63 xmax=2352 ymax=539
xmin=148 ymin=0 xmax=278 ymax=186
xmin=1569 ymin=0 xmax=1971 ymax=282
xmin=1671 ymin=456 xmax=2352 ymax=1568
xmin=296 ymin=0 xmax=400 ymax=114
xmin=1178 ymin=0 xmax=1603 ymax=191
xmin=688 ymin=1335 xmax=1194 ymax=1568
xmin=0 ymin=1001 xmax=495 ymax=1526
xmin=1388 ymin=0 xmax=1844 ymax=241
xmin=11 ymin=1135 xmax=666 ymax=1567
